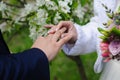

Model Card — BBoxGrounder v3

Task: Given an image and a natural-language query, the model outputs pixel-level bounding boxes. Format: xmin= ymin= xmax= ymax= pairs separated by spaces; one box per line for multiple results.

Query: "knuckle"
xmin=56 ymin=30 xmax=61 ymax=35
xmin=52 ymin=42 xmax=59 ymax=48
xmin=55 ymin=43 xmax=61 ymax=47
xmin=62 ymin=38 xmax=67 ymax=43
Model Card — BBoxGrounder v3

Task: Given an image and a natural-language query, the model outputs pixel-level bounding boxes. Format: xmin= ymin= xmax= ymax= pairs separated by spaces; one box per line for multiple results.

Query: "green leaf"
xmin=46 ymin=10 xmax=56 ymax=24
xmin=99 ymin=36 xmax=108 ymax=41
xmin=110 ymin=27 xmax=120 ymax=36
xmin=71 ymin=0 xmax=79 ymax=10
xmin=0 ymin=11 xmax=2 ymax=20
xmin=80 ymin=0 xmax=88 ymax=6
xmin=52 ymin=0 xmax=58 ymax=5
xmin=9 ymin=0 xmax=21 ymax=6
xmin=73 ymin=16 xmax=81 ymax=25
xmin=98 ymin=27 xmax=110 ymax=36
xmin=107 ymin=20 xmax=113 ymax=26
xmin=60 ymin=12 xmax=71 ymax=20
xmin=106 ymin=13 xmax=113 ymax=19
xmin=27 ymin=11 xmax=36 ymax=18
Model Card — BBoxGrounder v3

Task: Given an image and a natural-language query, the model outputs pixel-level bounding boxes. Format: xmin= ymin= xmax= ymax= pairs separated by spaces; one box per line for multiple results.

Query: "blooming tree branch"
xmin=0 ymin=0 xmax=93 ymax=40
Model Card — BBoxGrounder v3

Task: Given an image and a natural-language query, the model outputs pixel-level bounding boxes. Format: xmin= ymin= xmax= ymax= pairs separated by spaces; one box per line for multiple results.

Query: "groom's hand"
xmin=32 ymin=27 xmax=72 ymax=61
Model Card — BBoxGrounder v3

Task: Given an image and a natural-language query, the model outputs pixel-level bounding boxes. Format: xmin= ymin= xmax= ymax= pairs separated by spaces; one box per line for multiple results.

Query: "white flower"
xmin=29 ymin=26 xmax=37 ymax=41
xmin=45 ymin=0 xmax=50 ymax=1
xmin=0 ymin=1 xmax=7 ymax=11
xmin=36 ymin=9 xmax=48 ymax=25
xmin=29 ymin=23 xmax=47 ymax=40
xmin=64 ymin=0 xmax=73 ymax=5
xmin=36 ymin=0 xmax=45 ymax=7
xmin=37 ymin=18 xmax=47 ymax=26
xmin=0 ymin=0 xmax=93 ymax=41
xmin=37 ymin=9 xmax=48 ymax=18
xmin=0 ymin=22 xmax=7 ymax=32
xmin=54 ymin=12 xmax=62 ymax=24
xmin=25 ymin=4 xmax=34 ymax=13
xmin=28 ymin=8 xmax=48 ymax=40
xmin=58 ymin=1 xmax=70 ymax=13
xmin=37 ymin=27 xmax=48 ymax=37
xmin=21 ymin=4 xmax=36 ymax=17
xmin=73 ymin=4 xmax=85 ymax=19
xmin=45 ymin=1 xmax=58 ymax=10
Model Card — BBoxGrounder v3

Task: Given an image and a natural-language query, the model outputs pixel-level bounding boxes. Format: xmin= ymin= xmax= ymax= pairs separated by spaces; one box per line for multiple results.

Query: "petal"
xmin=100 ymin=42 xmax=109 ymax=47
xmin=102 ymin=52 xmax=110 ymax=57
xmin=109 ymin=39 xmax=120 ymax=55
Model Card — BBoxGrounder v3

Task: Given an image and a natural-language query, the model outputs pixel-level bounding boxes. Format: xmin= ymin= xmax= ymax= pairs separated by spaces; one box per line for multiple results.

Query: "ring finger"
xmin=52 ymin=27 xmax=67 ymax=42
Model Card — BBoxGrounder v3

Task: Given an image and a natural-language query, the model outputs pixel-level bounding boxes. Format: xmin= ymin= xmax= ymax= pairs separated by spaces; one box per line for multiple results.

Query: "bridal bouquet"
xmin=98 ymin=6 xmax=120 ymax=62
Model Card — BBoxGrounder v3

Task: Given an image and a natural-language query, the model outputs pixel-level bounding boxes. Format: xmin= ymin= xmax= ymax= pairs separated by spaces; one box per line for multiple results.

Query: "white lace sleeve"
xmin=62 ymin=0 xmax=116 ymax=56
xmin=63 ymin=0 xmax=117 ymax=74
xmin=62 ymin=22 xmax=99 ymax=55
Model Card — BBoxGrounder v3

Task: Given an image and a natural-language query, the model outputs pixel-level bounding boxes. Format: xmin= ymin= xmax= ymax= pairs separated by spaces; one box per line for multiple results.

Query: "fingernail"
xmin=61 ymin=34 xmax=65 ymax=38
xmin=47 ymin=30 xmax=52 ymax=34
xmin=48 ymin=29 xmax=56 ymax=34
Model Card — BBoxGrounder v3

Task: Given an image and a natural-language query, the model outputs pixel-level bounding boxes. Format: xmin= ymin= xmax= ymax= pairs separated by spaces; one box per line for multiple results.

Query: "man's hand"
xmin=32 ymin=27 xmax=72 ymax=61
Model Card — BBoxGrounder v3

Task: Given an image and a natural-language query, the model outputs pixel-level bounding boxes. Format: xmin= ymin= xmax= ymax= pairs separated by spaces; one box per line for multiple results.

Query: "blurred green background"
xmin=1 ymin=0 xmax=101 ymax=80
xmin=3 ymin=27 xmax=101 ymax=80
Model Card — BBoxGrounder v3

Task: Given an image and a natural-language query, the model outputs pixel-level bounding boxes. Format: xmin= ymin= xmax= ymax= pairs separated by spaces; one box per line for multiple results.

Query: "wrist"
xmin=68 ymin=33 xmax=77 ymax=44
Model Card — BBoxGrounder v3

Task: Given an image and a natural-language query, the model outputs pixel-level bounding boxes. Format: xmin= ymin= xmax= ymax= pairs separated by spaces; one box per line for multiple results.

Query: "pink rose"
xmin=109 ymin=39 xmax=120 ymax=55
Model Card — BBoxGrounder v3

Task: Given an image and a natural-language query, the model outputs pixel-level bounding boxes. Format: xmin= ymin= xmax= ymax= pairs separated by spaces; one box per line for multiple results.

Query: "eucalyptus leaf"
xmin=98 ymin=27 xmax=110 ymax=36
xmin=106 ymin=13 xmax=113 ymax=19
xmin=99 ymin=36 xmax=108 ymax=42
xmin=110 ymin=27 xmax=120 ymax=36
xmin=80 ymin=0 xmax=88 ymax=6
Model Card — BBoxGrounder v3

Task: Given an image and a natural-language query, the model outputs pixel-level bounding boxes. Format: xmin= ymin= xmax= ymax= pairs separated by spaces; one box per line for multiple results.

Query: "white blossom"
xmin=37 ymin=27 xmax=48 ymax=37
xmin=73 ymin=4 xmax=85 ymax=19
xmin=21 ymin=4 xmax=36 ymax=17
xmin=0 ymin=22 xmax=7 ymax=32
xmin=25 ymin=4 xmax=34 ymax=13
xmin=64 ymin=0 xmax=73 ymax=5
xmin=36 ymin=9 xmax=48 ymax=26
xmin=29 ymin=26 xmax=37 ymax=41
xmin=58 ymin=1 xmax=70 ymax=13
xmin=29 ymin=24 xmax=47 ymax=40
xmin=45 ymin=1 xmax=58 ymax=10
xmin=0 ymin=1 xmax=7 ymax=11
xmin=29 ymin=9 xmax=48 ymax=40
xmin=36 ymin=0 xmax=45 ymax=7
xmin=0 ymin=0 xmax=93 ymax=40
xmin=37 ymin=9 xmax=48 ymax=18
xmin=29 ymin=26 xmax=48 ymax=41
xmin=54 ymin=12 xmax=62 ymax=24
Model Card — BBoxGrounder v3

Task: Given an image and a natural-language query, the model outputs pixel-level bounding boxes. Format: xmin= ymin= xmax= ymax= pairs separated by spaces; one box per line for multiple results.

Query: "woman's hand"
xmin=32 ymin=27 xmax=72 ymax=61
xmin=45 ymin=21 xmax=78 ymax=44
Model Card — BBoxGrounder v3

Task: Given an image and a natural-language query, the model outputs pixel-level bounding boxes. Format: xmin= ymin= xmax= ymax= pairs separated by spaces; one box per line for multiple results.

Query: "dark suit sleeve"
xmin=0 ymin=48 xmax=50 ymax=80
xmin=0 ymin=31 xmax=10 ymax=54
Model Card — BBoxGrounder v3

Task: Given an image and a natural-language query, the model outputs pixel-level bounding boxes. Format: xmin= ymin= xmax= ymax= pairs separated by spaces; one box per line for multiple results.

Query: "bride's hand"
xmin=32 ymin=27 xmax=72 ymax=61
xmin=45 ymin=21 xmax=78 ymax=44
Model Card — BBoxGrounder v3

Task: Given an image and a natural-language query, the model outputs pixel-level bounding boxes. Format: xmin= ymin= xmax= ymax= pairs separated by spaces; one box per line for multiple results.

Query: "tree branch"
xmin=4 ymin=2 xmax=24 ymax=8
xmin=19 ymin=0 xmax=27 ymax=5
xmin=67 ymin=55 xmax=88 ymax=80
xmin=0 ymin=18 xmax=12 ymax=23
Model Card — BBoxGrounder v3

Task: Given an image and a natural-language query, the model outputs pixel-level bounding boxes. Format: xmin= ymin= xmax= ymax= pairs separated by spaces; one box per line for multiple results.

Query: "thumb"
xmin=44 ymin=24 xmax=54 ymax=28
